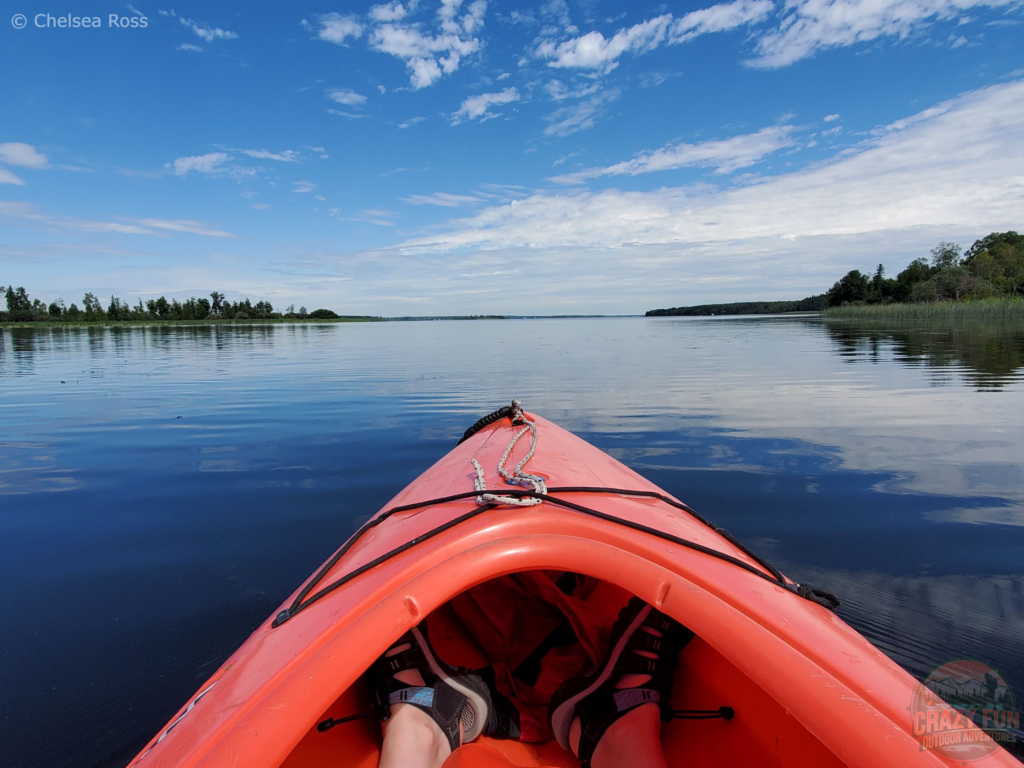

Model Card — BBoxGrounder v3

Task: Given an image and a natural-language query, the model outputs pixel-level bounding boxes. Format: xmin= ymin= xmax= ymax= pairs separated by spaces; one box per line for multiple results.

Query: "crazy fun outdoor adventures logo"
xmin=911 ymin=659 xmax=1021 ymax=761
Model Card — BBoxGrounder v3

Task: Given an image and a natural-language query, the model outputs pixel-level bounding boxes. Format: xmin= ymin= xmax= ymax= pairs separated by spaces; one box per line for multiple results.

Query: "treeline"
xmin=646 ymin=295 xmax=827 ymax=317
xmin=0 ymin=289 xmax=355 ymax=323
xmin=826 ymin=232 xmax=1023 ymax=307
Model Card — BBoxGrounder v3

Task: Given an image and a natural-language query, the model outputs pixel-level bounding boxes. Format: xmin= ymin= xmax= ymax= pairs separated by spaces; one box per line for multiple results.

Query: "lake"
xmin=2 ymin=316 xmax=1023 ymax=767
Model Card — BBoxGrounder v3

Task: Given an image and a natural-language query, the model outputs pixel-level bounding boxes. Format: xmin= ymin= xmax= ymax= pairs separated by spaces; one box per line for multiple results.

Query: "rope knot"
xmin=794 ymin=584 xmax=841 ymax=611
xmin=471 ymin=400 xmax=547 ymax=507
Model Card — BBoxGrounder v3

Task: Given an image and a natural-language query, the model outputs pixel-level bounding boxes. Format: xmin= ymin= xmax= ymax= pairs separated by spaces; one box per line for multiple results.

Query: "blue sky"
xmin=1 ymin=0 xmax=1023 ymax=314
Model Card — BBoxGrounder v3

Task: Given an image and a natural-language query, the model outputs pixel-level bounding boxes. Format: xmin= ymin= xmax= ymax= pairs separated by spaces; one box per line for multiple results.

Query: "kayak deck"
xmin=129 ymin=409 xmax=1017 ymax=768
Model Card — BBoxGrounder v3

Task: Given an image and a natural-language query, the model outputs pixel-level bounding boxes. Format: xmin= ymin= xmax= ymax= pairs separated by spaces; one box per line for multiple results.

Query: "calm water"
xmin=2 ymin=317 xmax=1023 ymax=767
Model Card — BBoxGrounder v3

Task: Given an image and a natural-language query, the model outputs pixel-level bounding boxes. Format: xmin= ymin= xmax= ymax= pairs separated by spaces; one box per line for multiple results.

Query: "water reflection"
xmin=1 ymin=318 xmax=1022 ymax=767
xmin=820 ymin=318 xmax=1024 ymax=389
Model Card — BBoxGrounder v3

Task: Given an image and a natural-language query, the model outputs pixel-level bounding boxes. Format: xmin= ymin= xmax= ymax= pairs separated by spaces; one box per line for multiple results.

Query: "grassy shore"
xmin=823 ymin=297 xmax=1024 ymax=321
xmin=0 ymin=317 xmax=380 ymax=329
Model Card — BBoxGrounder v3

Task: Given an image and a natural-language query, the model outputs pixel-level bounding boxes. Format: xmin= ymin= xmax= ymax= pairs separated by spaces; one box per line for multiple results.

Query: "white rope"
xmin=471 ymin=400 xmax=547 ymax=507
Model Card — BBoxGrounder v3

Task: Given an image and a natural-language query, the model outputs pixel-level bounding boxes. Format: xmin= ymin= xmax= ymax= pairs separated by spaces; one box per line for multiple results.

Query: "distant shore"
xmin=0 ymin=317 xmax=381 ymax=328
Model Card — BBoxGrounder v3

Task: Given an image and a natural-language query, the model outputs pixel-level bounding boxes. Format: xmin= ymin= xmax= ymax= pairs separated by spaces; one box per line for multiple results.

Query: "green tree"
xmin=210 ymin=291 xmax=224 ymax=316
xmin=309 ymin=308 xmax=339 ymax=319
xmin=6 ymin=286 xmax=31 ymax=313
xmin=827 ymin=270 xmax=870 ymax=306
xmin=107 ymin=295 xmax=130 ymax=321
xmin=965 ymin=232 xmax=1024 ymax=296
xmin=82 ymin=292 xmax=106 ymax=320
xmin=931 ymin=241 xmax=963 ymax=271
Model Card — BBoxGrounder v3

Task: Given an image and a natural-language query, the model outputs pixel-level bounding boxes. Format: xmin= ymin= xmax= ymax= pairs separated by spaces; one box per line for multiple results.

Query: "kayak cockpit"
xmin=279 ymin=571 xmax=847 ymax=768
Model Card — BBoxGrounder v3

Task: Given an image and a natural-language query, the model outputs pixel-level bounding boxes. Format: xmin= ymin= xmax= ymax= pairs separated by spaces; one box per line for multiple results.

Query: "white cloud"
xmin=327 ymin=88 xmax=368 ymax=106
xmin=544 ymin=79 xmax=601 ymax=101
xmin=370 ymin=2 xmax=408 ymax=22
xmin=307 ymin=13 xmax=364 ymax=44
xmin=237 ymin=149 xmax=301 ymax=162
xmin=0 ymin=168 xmax=25 ymax=185
xmin=387 ymin=80 xmax=1024 ymax=301
xmin=0 ymin=142 xmax=48 ymax=168
xmin=170 ymin=152 xmax=229 ymax=175
xmin=552 ymin=125 xmax=796 ymax=183
xmin=327 ymin=109 xmax=369 ymax=118
xmin=669 ymin=0 xmax=773 ymax=42
xmin=824 ymin=113 xmax=840 ymax=122
xmin=179 ymin=16 xmax=238 ymax=42
xmin=0 ymin=201 xmax=235 ymax=237
xmin=333 ymin=208 xmax=400 ymax=226
xmin=293 ymin=180 xmax=316 ymax=193
xmin=252 ymin=203 xmax=271 ymax=210
xmin=452 ymin=87 xmax=520 ymax=123
xmin=138 ymin=218 xmax=237 ymax=237
xmin=553 ymin=151 xmax=580 ymax=167
xmin=368 ymin=0 xmax=488 ymax=89
xmin=748 ymin=0 xmax=1016 ymax=68
xmin=176 ymin=43 xmax=203 ymax=52
xmin=402 ymin=192 xmax=486 ymax=206
xmin=543 ymin=88 xmax=620 ymax=136
xmin=535 ymin=1 xmax=771 ymax=72
xmin=398 ymin=116 xmax=427 ymax=128
xmin=536 ymin=14 xmax=671 ymax=72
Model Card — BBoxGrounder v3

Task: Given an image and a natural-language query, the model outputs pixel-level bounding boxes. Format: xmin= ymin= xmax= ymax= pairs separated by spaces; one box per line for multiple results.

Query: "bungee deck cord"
xmin=272 ymin=401 xmax=839 ymax=629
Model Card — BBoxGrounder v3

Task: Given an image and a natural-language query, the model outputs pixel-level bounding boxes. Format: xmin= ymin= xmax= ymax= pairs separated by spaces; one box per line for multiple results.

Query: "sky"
xmin=1 ymin=0 xmax=1023 ymax=315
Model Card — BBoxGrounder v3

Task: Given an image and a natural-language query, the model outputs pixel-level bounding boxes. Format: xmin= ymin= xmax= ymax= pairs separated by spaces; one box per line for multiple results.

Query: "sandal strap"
xmin=384 ymin=682 xmax=466 ymax=753
xmin=624 ymin=631 xmax=667 ymax=654
xmin=378 ymin=646 xmax=428 ymax=676
xmin=576 ymin=686 xmax=661 ymax=768
xmin=613 ymin=653 xmax=671 ymax=677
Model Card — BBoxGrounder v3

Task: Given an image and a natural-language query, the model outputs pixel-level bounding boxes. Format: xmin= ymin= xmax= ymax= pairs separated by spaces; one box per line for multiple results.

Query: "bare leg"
xmin=379 ymin=704 xmax=452 ymax=768
xmin=569 ymin=705 xmax=668 ymax=768
xmin=568 ymin=621 xmax=670 ymax=768
xmin=378 ymin=645 xmax=455 ymax=768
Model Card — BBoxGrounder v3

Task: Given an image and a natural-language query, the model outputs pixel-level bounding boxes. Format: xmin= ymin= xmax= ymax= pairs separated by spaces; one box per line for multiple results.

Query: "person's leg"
xmin=569 ymin=704 xmax=667 ymax=768
xmin=551 ymin=600 xmax=690 ymax=768
xmin=567 ymin=619 xmax=670 ymax=768
xmin=379 ymin=703 xmax=452 ymax=768
xmin=378 ymin=646 xmax=454 ymax=768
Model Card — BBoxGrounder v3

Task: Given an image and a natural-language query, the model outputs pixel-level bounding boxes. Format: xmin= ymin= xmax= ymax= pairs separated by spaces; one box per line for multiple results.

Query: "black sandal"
xmin=548 ymin=597 xmax=693 ymax=767
xmin=372 ymin=625 xmax=520 ymax=752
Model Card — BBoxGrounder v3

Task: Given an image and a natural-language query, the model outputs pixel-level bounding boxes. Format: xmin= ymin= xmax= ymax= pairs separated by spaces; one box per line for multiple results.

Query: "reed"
xmin=823 ymin=298 xmax=1024 ymax=321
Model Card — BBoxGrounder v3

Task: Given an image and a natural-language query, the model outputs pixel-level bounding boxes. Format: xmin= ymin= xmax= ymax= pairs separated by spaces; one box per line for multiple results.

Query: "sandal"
xmin=548 ymin=597 xmax=694 ymax=767
xmin=372 ymin=625 xmax=520 ymax=752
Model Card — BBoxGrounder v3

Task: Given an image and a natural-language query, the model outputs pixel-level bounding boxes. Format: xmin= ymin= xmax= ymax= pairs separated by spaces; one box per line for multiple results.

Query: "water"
xmin=2 ymin=317 xmax=1023 ymax=767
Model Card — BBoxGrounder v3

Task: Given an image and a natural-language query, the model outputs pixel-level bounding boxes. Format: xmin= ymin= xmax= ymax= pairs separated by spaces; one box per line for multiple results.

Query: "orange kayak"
xmin=129 ymin=404 xmax=1019 ymax=768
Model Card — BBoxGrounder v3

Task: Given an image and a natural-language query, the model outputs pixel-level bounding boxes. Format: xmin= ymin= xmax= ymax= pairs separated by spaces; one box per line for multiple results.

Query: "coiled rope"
xmin=471 ymin=399 xmax=548 ymax=507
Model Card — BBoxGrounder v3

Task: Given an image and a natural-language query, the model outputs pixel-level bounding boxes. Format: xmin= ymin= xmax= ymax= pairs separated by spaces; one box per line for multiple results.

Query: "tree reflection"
xmin=821 ymin=319 xmax=1024 ymax=389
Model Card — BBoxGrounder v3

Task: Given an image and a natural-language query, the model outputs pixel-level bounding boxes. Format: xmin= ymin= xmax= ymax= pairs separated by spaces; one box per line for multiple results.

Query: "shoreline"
xmin=822 ymin=297 xmax=1024 ymax=321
